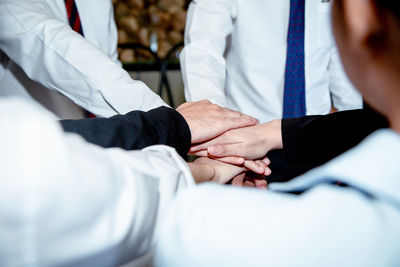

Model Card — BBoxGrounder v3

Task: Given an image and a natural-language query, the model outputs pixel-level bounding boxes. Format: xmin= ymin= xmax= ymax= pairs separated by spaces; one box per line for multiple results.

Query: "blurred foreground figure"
xmin=0 ymin=98 xmax=193 ymax=266
xmin=0 ymin=98 xmax=257 ymax=266
xmin=155 ymin=0 xmax=400 ymax=265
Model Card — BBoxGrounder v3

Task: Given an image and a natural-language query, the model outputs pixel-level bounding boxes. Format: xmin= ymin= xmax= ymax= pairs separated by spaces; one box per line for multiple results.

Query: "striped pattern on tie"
xmin=65 ymin=0 xmax=84 ymax=36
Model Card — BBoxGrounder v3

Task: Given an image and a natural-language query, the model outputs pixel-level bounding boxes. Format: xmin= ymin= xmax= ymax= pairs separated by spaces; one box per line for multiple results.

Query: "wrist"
xmin=260 ymin=119 xmax=283 ymax=152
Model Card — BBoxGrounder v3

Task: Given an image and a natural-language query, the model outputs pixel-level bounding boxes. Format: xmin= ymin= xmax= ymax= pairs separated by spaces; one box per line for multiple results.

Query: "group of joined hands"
xmin=176 ymin=100 xmax=284 ymax=189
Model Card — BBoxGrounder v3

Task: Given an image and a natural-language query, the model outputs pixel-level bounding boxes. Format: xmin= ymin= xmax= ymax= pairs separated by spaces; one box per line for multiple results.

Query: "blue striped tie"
xmin=283 ymin=0 xmax=306 ymax=118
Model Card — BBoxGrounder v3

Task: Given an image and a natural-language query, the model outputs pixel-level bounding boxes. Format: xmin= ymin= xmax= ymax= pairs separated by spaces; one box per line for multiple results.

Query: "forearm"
xmin=1 ymin=99 xmax=195 ymax=266
xmin=281 ymin=108 xmax=388 ymax=164
xmin=0 ymin=2 xmax=166 ymax=117
xmin=181 ymin=0 xmax=235 ymax=105
xmin=60 ymin=107 xmax=191 ymax=158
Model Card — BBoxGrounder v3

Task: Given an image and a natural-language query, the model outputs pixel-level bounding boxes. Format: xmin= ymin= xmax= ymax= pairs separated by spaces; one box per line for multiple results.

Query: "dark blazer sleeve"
xmin=280 ymin=107 xmax=388 ymax=178
xmin=60 ymin=106 xmax=191 ymax=158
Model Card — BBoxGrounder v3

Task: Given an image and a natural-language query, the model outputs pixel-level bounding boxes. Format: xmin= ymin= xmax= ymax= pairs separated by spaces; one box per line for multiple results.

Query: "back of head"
xmin=333 ymin=0 xmax=400 ymax=131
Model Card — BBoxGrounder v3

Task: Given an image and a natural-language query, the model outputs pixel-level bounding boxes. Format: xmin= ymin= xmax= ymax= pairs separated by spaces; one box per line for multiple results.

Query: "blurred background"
xmin=113 ymin=0 xmax=191 ymax=107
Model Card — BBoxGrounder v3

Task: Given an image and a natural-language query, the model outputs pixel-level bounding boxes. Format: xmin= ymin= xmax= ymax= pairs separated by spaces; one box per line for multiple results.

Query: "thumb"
xmin=208 ymin=144 xmax=245 ymax=158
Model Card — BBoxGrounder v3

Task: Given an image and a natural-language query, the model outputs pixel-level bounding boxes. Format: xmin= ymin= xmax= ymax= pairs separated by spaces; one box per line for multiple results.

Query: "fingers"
xmin=230 ymin=172 xmax=268 ymax=189
xmin=188 ymin=149 xmax=245 ymax=165
xmin=243 ymin=159 xmax=271 ymax=176
xmin=231 ymin=173 xmax=246 ymax=187
xmin=190 ymin=150 xmax=271 ymax=176
xmin=244 ymin=160 xmax=266 ymax=175
xmin=261 ymin=157 xmax=271 ymax=166
xmin=245 ymin=172 xmax=268 ymax=190
xmin=217 ymin=116 xmax=257 ymax=135
xmin=243 ymin=179 xmax=256 ymax=187
xmin=253 ymin=178 xmax=268 ymax=190
xmin=190 ymin=136 xmax=227 ymax=153
xmin=215 ymin=156 xmax=245 ymax=165
xmin=189 ymin=150 xmax=208 ymax=157
xmin=208 ymin=143 xmax=246 ymax=158
xmin=257 ymin=158 xmax=272 ymax=176
xmin=178 ymin=100 xmax=258 ymax=144
xmin=195 ymin=157 xmax=246 ymax=185
xmin=219 ymin=106 xmax=258 ymax=123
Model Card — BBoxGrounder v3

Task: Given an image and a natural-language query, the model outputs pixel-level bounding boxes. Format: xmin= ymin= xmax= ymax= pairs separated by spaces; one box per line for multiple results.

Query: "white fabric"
xmin=155 ymin=129 xmax=400 ymax=266
xmin=0 ymin=0 xmax=166 ymax=119
xmin=181 ymin=0 xmax=363 ymax=122
xmin=0 ymin=98 xmax=194 ymax=267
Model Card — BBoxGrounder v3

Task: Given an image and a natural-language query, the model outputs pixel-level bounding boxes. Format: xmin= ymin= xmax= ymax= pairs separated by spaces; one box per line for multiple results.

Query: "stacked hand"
xmin=188 ymin=157 xmax=268 ymax=189
xmin=177 ymin=100 xmax=258 ymax=144
xmin=190 ymin=119 xmax=283 ymax=160
xmin=178 ymin=100 xmax=283 ymax=188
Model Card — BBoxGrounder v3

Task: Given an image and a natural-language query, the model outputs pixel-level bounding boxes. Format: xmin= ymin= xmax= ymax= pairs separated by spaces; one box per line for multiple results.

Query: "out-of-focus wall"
xmin=114 ymin=0 xmax=190 ymax=107
xmin=129 ymin=70 xmax=185 ymax=107
xmin=114 ymin=0 xmax=189 ymax=62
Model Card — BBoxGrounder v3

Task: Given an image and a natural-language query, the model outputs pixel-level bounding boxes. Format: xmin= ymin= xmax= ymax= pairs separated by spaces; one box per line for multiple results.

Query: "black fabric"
xmin=265 ymin=150 xmax=288 ymax=183
xmin=280 ymin=106 xmax=388 ymax=179
xmin=60 ymin=106 xmax=191 ymax=158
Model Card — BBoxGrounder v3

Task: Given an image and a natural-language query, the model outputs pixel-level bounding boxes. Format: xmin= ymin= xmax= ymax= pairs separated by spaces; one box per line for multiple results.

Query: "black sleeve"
xmin=281 ymin=107 xmax=388 ymax=177
xmin=60 ymin=106 xmax=191 ymax=158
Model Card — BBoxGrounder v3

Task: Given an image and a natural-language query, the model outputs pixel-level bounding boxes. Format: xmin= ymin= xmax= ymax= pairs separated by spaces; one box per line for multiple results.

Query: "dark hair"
xmin=376 ymin=0 xmax=400 ymax=21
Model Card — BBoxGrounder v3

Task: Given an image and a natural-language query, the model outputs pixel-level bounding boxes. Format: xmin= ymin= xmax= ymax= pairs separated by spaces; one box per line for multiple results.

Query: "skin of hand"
xmin=188 ymin=157 xmax=246 ymax=184
xmin=189 ymin=154 xmax=272 ymax=176
xmin=176 ymin=100 xmax=259 ymax=144
xmin=231 ymin=172 xmax=268 ymax=190
xmin=190 ymin=119 xmax=283 ymax=160
xmin=244 ymin=158 xmax=272 ymax=176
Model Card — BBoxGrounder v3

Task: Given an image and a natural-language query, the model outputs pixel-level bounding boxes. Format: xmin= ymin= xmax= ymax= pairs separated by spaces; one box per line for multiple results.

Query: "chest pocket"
xmin=317 ymin=1 xmax=333 ymax=48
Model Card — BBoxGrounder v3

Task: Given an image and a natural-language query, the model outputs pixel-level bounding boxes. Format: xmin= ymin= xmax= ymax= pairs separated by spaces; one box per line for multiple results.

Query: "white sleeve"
xmin=180 ymin=0 xmax=236 ymax=106
xmin=0 ymin=98 xmax=194 ymax=266
xmin=154 ymin=184 xmax=400 ymax=267
xmin=107 ymin=1 xmax=121 ymax=65
xmin=328 ymin=48 xmax=363 ymax=111
xmin=0 ymin=1 xmax=166 ymax=118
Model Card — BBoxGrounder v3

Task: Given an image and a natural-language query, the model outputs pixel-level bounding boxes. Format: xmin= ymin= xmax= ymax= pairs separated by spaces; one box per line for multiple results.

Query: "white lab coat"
xmin=0 ymin=0 xmax=166 ymax=119
xmin=0 ymin=98 xmax=194 ymax=267
xmin=155 ymin=129 xmax=400 ymax=266
xmin=181 ymin=0 xmax=363 ymax=122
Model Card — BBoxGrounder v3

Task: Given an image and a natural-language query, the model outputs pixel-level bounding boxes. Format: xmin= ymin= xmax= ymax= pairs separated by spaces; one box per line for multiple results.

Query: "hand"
xmin=231 ymin=172 xmax=268 ymax=190
xmin=177 ymin=100 xmax=258 ymax=144
xmin=188 ymin=157 xmax=245 ymax=184
xmin=244 ymin=158 xmax=271 ymax=176
xmin=189 ymin=154 xmax=272 ymax=176
xmin=190 ymin=119 xmax=283 ymax=160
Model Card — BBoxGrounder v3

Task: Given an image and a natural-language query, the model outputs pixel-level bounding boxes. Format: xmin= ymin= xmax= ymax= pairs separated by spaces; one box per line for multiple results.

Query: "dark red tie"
xmin=65 ymin=0 xmax=84 ymax=36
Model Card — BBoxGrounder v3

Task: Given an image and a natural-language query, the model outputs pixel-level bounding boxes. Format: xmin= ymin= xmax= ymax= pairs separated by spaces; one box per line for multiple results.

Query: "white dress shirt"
xmin=155 ymin=129 xmax=400 ymax=266
xmin=0 ymin=0 xmax=166 ymax=119
xmin=0 ymin=98 xmax=194 ymax=267
xmin=181 ymin=0 xmax=363 ymax=122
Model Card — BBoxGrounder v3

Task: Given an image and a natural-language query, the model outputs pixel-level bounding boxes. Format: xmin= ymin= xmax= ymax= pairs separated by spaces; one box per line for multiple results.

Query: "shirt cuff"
xmin=145 ymin=107 xmax=191 ymax=158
